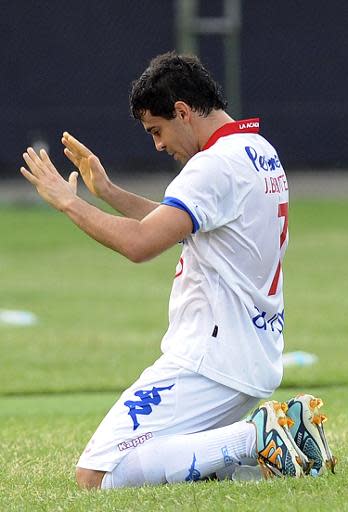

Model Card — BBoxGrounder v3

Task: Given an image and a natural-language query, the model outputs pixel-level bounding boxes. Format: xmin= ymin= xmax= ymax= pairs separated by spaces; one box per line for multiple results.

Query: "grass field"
xmin=0 ymin=199 xmax=347 ymax=511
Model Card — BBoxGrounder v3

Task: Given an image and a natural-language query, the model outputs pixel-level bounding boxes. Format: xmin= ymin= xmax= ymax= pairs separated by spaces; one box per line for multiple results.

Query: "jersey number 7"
xmin=268 ymin=202 xmax=288 ymax=296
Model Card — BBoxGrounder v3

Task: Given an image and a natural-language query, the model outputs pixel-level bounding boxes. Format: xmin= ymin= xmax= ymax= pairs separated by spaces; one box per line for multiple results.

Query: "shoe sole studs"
xmin=297 ymin=394 xmax=337 ymax=474
xmin=271 ymin=401 xmax=310 ymax=475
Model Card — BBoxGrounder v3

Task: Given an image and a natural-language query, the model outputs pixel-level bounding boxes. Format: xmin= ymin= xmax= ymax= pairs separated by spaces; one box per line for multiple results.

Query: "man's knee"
xmin=76 ymin=467 xmax=106 ymax=489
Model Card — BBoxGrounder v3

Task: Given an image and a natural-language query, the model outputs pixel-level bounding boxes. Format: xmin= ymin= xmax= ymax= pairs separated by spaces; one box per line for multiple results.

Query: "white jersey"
xmin=161 ymin=119 xmax=289 ymax=398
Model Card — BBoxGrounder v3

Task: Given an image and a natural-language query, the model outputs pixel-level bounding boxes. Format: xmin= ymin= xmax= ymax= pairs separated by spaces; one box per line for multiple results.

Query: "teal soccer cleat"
xmin=286 ymin=394 xmax=337 ymax=476
xmin=248 ymin=400 xmax=311 ymax=478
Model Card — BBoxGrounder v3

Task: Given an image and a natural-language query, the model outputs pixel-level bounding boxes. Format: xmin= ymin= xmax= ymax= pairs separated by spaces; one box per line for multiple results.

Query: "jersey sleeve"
xmin=162 ymin=152 xmax=234 ymax=233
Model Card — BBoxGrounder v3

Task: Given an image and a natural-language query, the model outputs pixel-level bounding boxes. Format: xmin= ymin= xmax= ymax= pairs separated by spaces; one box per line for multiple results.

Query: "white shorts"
xmin=77 ymin=354 xmax=259 ymax=472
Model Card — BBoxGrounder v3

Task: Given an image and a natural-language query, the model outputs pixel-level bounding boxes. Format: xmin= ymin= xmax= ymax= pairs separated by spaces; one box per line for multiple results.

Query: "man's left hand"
xmin=21 ymin=147 xmax=78 ymax=211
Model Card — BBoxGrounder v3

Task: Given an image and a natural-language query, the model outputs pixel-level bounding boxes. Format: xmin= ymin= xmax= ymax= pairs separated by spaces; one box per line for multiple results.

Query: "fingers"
xmin=23 ymin=148 xmax=43 ymax=177
xmin=88 ymin=154 xmax=101 ymax=172
xmin=62 ymin=132 xmax=92 ymax=158
xmin=63 ymin=147 xmax=80 ymax=168
xmin=23 ymin=147 xmax=58 ymax=178
xmin=68 ymin=171 xmax=78 ymax=194
xmin=39 ymin=148 xmax=59 ymax=175
xmin=20 ymin=166 xmax=39 ymax=186
xmin=21 ymin=144 xmax=81 ymax=196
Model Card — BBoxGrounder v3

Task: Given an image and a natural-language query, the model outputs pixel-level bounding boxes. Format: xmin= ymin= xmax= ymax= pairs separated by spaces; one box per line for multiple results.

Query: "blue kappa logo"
xmin=124 ymin=384 xmax=175 ymax=430
xmin=185 ymin=453 xmax=201 ymax=481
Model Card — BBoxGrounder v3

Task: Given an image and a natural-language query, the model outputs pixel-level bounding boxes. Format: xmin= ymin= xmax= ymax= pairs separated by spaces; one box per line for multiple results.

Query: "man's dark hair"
xmin=130 ymin=51 xmax=227 ymax=120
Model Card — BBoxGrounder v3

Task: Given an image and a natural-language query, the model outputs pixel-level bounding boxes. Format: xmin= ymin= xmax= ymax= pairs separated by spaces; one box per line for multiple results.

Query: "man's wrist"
xmin=60 ymin=194 xmax=81 ymax=214
xmin=101 ymin=179 xmax=118 ymax=203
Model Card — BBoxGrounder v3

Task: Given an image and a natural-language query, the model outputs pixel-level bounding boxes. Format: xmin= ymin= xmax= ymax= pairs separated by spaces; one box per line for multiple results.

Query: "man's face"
xmin=141 ymin=107 xmax=200 ymax=165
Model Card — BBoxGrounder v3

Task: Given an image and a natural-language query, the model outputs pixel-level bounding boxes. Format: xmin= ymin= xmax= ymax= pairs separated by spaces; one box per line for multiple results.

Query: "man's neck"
xmin=196 ymin=110 xmax=235 ymax=150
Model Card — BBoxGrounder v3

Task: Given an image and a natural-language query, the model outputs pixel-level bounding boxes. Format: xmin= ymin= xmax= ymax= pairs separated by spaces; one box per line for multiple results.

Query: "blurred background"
xmin=1 ymin=4 xmax=347 ymax=506
xmin=1 ymin=0 xmax=347 ymax=182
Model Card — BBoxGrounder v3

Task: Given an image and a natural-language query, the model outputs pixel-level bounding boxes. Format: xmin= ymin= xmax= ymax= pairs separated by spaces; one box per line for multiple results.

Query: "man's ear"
xmin=174 ymin=101 xmax=191 ymax=122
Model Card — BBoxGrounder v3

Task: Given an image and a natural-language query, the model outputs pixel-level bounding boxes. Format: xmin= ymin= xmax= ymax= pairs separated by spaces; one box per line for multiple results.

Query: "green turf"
xmin=0 ymin=200 xmax=347 ymax=510
xmin=0 ymin=387 xmax=346 ymax=511
xmin=0 ymin=200 xmax=347 ymax=393
xmin=283 ymin=200 xmax=348 ymax=387
xmin=0 ymin=205 xmax=171 ymax=393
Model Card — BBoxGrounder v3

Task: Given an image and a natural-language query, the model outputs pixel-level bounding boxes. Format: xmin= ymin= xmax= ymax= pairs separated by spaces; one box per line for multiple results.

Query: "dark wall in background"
xmin=1 ymin=0 xmax=347 ymax=177
xmin=241 ymin=0 xmax=348 ymax=168
xmin=1 ymin=0 xmax=176 ymax=176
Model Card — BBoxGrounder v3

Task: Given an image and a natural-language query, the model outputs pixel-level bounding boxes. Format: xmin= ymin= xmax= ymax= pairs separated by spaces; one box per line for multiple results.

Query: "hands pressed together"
xmin=21 ymin=133 xmax=110 ymax=211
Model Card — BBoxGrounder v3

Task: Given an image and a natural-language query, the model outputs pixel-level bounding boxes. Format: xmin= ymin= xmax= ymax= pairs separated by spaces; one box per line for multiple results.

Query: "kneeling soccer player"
xmin=20 ymin=52 xmax=336 ymax=488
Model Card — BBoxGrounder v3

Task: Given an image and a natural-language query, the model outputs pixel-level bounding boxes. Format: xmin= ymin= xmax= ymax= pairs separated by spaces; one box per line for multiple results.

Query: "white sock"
xmin=101 ymin=449 xmax=148 ymax=489
xmin=101 ymin=420 xmax=256 ymax=488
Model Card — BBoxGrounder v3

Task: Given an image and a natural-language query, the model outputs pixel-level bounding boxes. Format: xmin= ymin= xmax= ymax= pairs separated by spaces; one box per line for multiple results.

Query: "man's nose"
xmin=155 ymin=139 xmax=165 ymax=152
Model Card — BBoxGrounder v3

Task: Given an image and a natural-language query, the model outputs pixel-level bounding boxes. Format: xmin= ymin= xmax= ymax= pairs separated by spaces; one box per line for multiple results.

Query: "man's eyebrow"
xmin=145 ymin=126 xmax=157 ymax=134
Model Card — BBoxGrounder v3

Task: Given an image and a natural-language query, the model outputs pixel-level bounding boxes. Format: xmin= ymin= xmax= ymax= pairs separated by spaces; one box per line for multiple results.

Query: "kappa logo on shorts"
xmin=118 ymin=432 xmax=153 ymax=451
xmin=124 ymin=384 xmax=175 ymax=430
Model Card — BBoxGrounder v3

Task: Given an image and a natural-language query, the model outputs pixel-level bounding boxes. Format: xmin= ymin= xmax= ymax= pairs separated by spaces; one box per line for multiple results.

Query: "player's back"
xmin=162 ymin=122 xmax=289 ymax=397
xmin=203 ymin=131 xmax=289 ymax=299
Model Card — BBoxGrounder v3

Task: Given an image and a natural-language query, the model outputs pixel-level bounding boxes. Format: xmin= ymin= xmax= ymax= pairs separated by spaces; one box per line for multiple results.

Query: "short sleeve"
xmin=162 ymin=152 xmax=233 ymax=233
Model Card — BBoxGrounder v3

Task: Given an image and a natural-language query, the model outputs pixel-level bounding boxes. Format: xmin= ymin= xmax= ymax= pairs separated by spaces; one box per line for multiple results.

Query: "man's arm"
xmin=21 ymin=148 xmax=192 ymax=262
xmin=98 ymin=179 xmax=160 ymax=221
xmin=62 ymin=132 xmax=159 ymax=220
xmin=63 ymin=199 xmax=191 ymax=262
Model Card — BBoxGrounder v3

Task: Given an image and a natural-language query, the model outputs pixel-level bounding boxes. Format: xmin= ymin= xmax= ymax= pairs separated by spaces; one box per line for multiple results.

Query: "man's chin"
xmin=175 ymin=154 xmax=188 ymax=165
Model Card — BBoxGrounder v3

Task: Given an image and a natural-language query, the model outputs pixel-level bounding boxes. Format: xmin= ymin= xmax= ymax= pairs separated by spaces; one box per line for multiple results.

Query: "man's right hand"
xmin=62 ymin=132 xmax=111 ymax=198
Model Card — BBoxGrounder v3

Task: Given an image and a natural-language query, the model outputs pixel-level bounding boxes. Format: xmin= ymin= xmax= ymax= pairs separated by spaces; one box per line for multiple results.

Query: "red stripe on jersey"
xmin=202 ymin=118 xmax=260 ymax=151
xmin=268 ymin=261 xmax=281 ymax=296
xmin=175 ymin=257 xmax=184 ymax=278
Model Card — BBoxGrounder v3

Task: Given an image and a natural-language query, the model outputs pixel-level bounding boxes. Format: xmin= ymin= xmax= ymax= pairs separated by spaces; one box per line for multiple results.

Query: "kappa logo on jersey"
xmin=185 ymin=453 xmax=201 ymax=481
xmin=124 ymin=384 xmax=175 ymax=430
